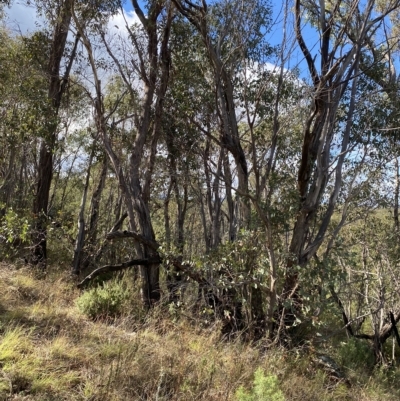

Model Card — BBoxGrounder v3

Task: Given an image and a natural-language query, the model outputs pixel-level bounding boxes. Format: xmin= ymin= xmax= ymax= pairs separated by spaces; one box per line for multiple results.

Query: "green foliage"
xmin=337 ymin=338 xmax=375 ymax=372
xmin=208 ymin=0 xmax=274 ymax=63
xmin=205 ymin=229 xmax=268 ymax=276
xmin=0 ymin=208 xmax=29 ymax=243
xmin=235 ymin=368 xmax=285 ymax=401
xmin=76 ymin=279 xmax=130 ymax=319
xmin=0 ymin=29 xmax=51 ymax=140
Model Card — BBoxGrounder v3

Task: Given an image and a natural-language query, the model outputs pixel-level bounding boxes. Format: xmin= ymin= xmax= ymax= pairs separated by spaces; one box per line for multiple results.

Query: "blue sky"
xmin=3 ymin=0 xmax=319 ymax=81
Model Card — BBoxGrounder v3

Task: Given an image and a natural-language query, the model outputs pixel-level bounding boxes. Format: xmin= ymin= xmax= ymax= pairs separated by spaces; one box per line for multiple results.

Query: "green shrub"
xmin=336 ymin=338 xmax=374 ymax=372
xmin=0 ymin=207 xmax=29 ymax=243
xmin=235 ymin=368 xmax=285 ymax=401
xmin=0 ymin=207 xmax=30 ymax=259
xmin=76 ymin=279 xmax=129 ymax=319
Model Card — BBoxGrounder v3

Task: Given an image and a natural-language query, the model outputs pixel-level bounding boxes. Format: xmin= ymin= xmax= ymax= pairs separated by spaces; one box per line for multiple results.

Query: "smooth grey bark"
xmin=72 ymin=148 xmax=94 ymax=275
xmin=128 ymin=0 xmax=173 ymax=306
xmin=278 ymin=0 xmax=400 ymax=335
xmin=164 ymin=179 xmax=173 ymax=252
xmin=88 ymin=155 xmax=108 ymax=244
xmin=164 ymin=133 xmax=189 ymax=301
xmin=203 ymin=140 xmax=223 ymax=248
xmin=74 ymin=0 xmax=173 ymax=306
xmin=197 ymin=179 xmax=211 ymax=253
xmin=0 ymin=145 xmax=16 ymax=206
xmin=223 ymin=148 xmax=236 ymax=242
xmin=72 ymin=153 xmax=108 ymax=275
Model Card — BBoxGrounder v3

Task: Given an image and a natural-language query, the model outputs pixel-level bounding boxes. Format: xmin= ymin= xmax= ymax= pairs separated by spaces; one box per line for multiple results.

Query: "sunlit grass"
xmin=0 ymin=262 xmax=400 ymax=400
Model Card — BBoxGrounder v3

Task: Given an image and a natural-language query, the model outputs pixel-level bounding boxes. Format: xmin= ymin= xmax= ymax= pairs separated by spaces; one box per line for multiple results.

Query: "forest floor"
xmin=0 ymin=262 xmax=399 ymax=401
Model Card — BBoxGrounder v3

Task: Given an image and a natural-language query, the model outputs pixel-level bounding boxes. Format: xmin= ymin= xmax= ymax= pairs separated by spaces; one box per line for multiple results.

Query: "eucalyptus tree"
xmin=273 ymin=0 xmax=400 ymax=335
xmin=308 ymin=7 xmax=400 ymax=361
xmin=172 ymin=0 xmax=274 ymax=236
xmin=27 ymin=0 xmax=81 ymax=267
xmin=162 ymin=17 xmax=224 ymax=253
xmin=0 ymin=28 xmax=48 ymax=210
xmin=71 ymin=75 xmax=130 ymax=275
xmin=73 ymin=0 xmax=174 ymax=306
xmin=169 ymin=0 xmax=400 ymax=339
xmin=166 ymin=0 xmax=277 ymax=337
xmin=238 ymin=61 xmax=305 ymax=335
xmin=354 ymin=12 xmax=400 ymax=231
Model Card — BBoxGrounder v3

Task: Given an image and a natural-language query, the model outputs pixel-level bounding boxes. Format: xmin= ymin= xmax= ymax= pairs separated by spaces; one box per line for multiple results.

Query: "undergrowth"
xmin=0 ymin=262 xmax=399 ymax=400
xmin=76 ymin=279 xmax=130 ymax=319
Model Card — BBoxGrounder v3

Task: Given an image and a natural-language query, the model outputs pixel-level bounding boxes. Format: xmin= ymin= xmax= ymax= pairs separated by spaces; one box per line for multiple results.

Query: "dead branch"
xmin=389 ymin=311 xmax=400 ymax=347
xmin=329 ymin=284 xmax=400 ymax=345
xmin=77 ymin=256 xmax=160 ymax=288
xmin=91 ymin=212 xmax=128 ymax=266
xmin=106 ymin=230 xmax=159 ymax=251
xmin=329 ymin=284 xmax=355 ymax=337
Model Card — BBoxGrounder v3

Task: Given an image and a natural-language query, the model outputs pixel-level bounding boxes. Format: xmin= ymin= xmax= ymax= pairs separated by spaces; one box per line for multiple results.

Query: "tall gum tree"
xmin=171 ymin=0 xmax=274 ymax=337
xmin=73 ymin=0 xmax=174 ymax=306
xmin=31 ymin=0 xmax=80 ymax=267
xmin=280 ymin=0 xmax=400 ymax=332
xmin=171 ymin=0 xmax=272 ymax=235
xmin=317 ymin=2 xmax=400 ymax=363
xmin=355 ymin=9 xmax=400 ymax=232
xmin=0 ymin=28 xmax=50 ymax=211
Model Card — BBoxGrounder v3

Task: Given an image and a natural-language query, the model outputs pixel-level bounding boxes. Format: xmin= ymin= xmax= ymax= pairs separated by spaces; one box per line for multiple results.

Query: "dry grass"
xmin=0 ymin=262 xmax=399 ymax=400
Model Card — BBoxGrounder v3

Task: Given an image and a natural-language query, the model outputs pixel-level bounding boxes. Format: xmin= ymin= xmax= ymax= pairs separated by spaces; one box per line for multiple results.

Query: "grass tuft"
xmin=1 ymin=263 xmax=400 ymax=400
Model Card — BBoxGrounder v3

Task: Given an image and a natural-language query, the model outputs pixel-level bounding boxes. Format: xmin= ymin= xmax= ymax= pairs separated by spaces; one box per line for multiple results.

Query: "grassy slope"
xmin=0 ymin=263 xmax=399 ymax=401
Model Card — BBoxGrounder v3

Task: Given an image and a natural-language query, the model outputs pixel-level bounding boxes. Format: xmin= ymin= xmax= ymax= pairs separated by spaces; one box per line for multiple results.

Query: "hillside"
xmin=0 ymin=263 xmax=398 ymax=401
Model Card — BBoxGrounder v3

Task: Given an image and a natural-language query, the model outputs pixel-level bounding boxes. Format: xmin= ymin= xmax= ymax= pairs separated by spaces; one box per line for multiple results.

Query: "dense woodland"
xmin=3 ymin=0 xmax=400 ymax=397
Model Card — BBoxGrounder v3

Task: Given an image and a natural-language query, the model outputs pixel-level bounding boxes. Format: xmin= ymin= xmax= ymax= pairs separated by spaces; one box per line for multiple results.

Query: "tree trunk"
xmin=0 ymin=145 xmax=16 ymax=206
xmin=32 ymin=0 xmax=76 ymax=267
xmin=32 ymin=141 xmax=55 ymax=266
xmin=172 ymin=0 xmax=251 ymax=231
xmin=75 ymin=0 xmax=173 ymax=306
xmin=164 ymin=179 xmax=173 ymax=252
xmin=395 ymin=158 xmax=399 ymax=232
xmin=72 ymin=148 xmax=94 ymax=275
xmin=275 ymin=0 xmax=382 ymax=337
xmin=223 ymin=149 xmax=236 ymax=242
xmin=88 ymin=155 xmax=108 ymax=244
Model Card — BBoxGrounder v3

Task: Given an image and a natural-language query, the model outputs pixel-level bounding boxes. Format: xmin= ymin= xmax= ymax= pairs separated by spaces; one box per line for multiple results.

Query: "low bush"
xmin=76 ymin=279 xmax=130 ymax=319
xmin=235 ymin=368 xmax=285 ymax=401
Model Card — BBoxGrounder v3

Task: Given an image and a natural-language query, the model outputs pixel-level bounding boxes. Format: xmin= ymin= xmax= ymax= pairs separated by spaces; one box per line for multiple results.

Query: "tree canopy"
xmin=2 ymin=0 xmax=400 ymax=363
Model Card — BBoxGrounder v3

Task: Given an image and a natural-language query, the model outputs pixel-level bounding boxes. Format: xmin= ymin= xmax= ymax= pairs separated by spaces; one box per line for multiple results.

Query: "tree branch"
xmin=77 ymin=257 xmax=161 ymax=288
xmin=389 ymin=311 xmax=400 ymax=347
xmin=295 ymin=0 xmax=319 ymax=86
xmin=106 ymin=230 xmax=159 ymax=250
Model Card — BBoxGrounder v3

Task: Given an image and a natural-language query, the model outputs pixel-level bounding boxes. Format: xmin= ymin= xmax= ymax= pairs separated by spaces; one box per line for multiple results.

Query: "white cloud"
xmin=107 ymin=9 xmax=140 ymax=38
xmin=3 ymin=3 xmax=138 ymax=37
xmin=3 ymin=1 xmax=41 ymax=34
